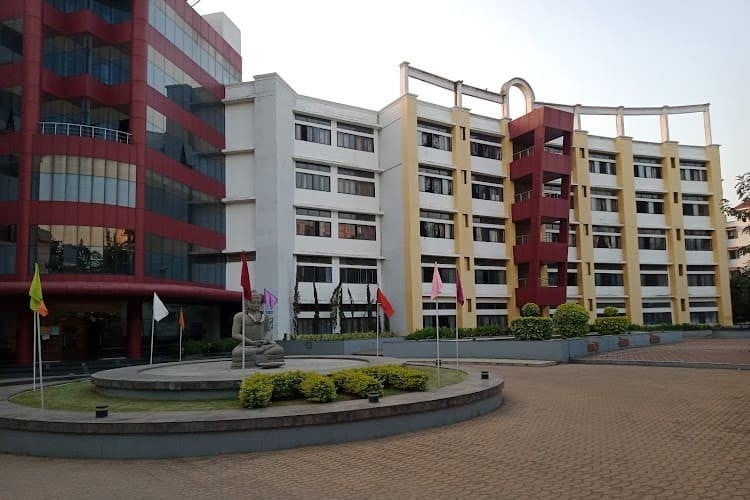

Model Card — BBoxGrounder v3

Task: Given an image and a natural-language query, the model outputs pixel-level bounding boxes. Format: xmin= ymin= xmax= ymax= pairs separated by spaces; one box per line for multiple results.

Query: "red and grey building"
xmin=0 ymin=0 xmax=241 ymax=365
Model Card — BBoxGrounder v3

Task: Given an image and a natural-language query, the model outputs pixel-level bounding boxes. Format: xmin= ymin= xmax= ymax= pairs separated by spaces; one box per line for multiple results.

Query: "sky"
xmin=195 ymin=0 xmax=749 ymax=202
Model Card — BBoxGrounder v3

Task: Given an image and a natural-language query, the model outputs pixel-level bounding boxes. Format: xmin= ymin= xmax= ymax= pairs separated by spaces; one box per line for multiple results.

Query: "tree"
xmin=313 ymin=280 xmax=320 ymax=335
xmin=329 ymin=282 xmax=342 ymax=333
xmin=723 ymin=173 xmax=750 ymax=257
xmin=730 ymin=269 xmax=750 ymax=324
xmin=292 ymin=276 xmax=300 ymax=336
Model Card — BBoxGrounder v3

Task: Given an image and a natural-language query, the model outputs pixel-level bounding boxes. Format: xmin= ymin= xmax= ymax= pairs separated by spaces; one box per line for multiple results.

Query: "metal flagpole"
xmin=241 ymin=297 xmax=246 ymax=370
xmin=149 ymin=315 xmax=155 ymax=364
xmin=36 ymin=312 xmax=44 ymax=409
xmin=376 ymin=303 xmax=380 ymax=357
xmin=455 ymin=296 xmax=459 ymax=371
xmin=435 ymin=300 xmax=440 ymax=386
xmin=32 ymin=311 xmax=37 ymax=391
xmin=179 ymin=324 xmax=183 ymax=362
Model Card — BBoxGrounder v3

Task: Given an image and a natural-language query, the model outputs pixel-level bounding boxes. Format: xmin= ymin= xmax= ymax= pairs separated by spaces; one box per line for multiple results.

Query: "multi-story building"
xmin=0 ymin=0 xmax=241 ymax=365
xmin=227 ymin=63 xmax=732 ymax=337
xmin=726 ymin=202 xmax=750 ymax=273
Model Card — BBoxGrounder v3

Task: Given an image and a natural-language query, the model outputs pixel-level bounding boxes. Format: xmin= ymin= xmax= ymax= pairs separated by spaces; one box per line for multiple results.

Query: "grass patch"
xmin=10 ymin=366 xmax=466 ymax=412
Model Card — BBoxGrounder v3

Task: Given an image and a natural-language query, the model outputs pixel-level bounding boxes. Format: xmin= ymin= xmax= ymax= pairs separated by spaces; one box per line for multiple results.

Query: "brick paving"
xmin=584 ymin=338 xmax=750 ymax=366
xmin=2 ymin=359 xmax=749 ymax=500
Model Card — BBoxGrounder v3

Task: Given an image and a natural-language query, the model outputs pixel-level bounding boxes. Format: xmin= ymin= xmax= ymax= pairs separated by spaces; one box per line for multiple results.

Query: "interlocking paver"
xmin=1 ymin=359 xmax=749 ymax=499
xmin=583 ymin=338 xmax=750 ymax=366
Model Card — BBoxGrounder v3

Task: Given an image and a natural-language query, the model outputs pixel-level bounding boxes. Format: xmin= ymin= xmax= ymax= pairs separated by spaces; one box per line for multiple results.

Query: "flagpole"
xmin=149 ymin=314 xmax=155 ymax=365
xmin=376 ymin=303 xmax=380 ymax=357
xmin=32 ymin=311 xmax=37 ymax=391
xmin=456 ymin=295 xmax=459 ymax=371
xmin=241 ymin=296 xmax=246 ymax=370
xmin=36 ymin=312 xmax=44 ymax=409
xmin=435 ymin=299 xmax=440 ymax=387
xmin=179 ymin=323 xmax=183 ymax=362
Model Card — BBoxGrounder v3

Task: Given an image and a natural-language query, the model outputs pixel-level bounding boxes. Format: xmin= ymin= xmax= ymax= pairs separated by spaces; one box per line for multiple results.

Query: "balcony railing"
xmin=512 ymin=146 xmax=535 ymax=161
xmin=514 ymin=190 xmax=532 ymax=202
xmin=542 ymin=232 xmax=560 ymax=243
xmin=543 ymin=191 xmax=562 ymax=199
xmin=40 ymin=121 xmax=132 ymax=144
xmin=543 ymin=146 xmax=563 ymax=155
xmin=516 ymin=234 xmax=530 ymax=245
xmin=518 ymin=276 xmax=559 ymax=288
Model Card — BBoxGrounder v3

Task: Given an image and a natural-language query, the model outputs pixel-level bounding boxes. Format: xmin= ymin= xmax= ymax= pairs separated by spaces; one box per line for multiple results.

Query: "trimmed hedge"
xmin=593 ymin=317 xmax=630 ymax=335
xmin=182 ymin=337 xmax=239 ymax=356
xmin=293 ymin=332 xmax=395 ymax=341
xmin=406 ymin=325 xmax=507 ymax=340
xmin=331 ymin=369 xmax=383 ymax=397
xmin=299 ymin=373 xmax=337 ymax=403
xmin=271 ymin=370 xmax=305 ymax=400
xmin=361 ymin=365 xmax=429 ymax=391
xmin=601 ymin=306 xmax=620 ymax=318
xmin=521 ymin=303 xmax=541 ymax=317
xmin=553 ymin=303 xmax=589 ymax=338
xmin=238 ymin=373 xmax=274 ymax=408
xmin=510 ymin=317 xmax=553 ymax=340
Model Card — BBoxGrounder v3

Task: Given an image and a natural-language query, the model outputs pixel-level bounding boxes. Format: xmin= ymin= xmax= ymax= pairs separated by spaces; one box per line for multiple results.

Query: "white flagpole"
xmin=376 ymin=303 xmax=380 ymax=357
xmin=149 ymin=315 xmax=155 ymax=364
xmin=36 ymin=312 xmax=44 ymax=409
xmin=179 ymin=323 xmax=183 ymax=362
xmin=455 ymin=296 xmax=459 ymax=371
xmin=435 ymin=300 xmax=440 ymax=386
xmin=32 ymin=311 xmax=37 ymax=391
xmin=241 ymin=297 xmax=246 ymax=370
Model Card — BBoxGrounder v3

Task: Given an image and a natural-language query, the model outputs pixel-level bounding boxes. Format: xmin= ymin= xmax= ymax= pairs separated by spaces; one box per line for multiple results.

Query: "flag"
xmin=456 ymin=268 xmax=465 ymax=306
xmin=240 ymin=251 xmax=252 ymax=301
xmin=178 ymin=307 xmax=185 ymax=330
xmin=430 ymin=262 xmax=443 ymax=300
xmin=28 ymin=263 xmax=49 ymax=317
xmin=153 ymin=292 xmax=169 ymax=322
xmin=376 ymin=288 xmax=395 ymax=318
xmin=262 ymin=288 xmax=278 ymax=310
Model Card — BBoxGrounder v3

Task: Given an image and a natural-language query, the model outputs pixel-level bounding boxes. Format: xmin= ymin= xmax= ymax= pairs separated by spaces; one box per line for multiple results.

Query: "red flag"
xmin=376 ymin=288 xmax=395 ymax=318
xmin=178 ymin=307 xmax=185 ymax=330
xmin=240 ymin=251 xmax=252 ymax=301
xmin=456 ymin=267 xmax=465 ymax=306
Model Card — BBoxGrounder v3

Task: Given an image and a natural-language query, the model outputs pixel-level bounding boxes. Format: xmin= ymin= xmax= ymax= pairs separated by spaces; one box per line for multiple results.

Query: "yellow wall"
xmin=571 ymin=132 xmax=596 ymax=319
xmin=705 ymin=145 xmax=733 ymax=325
xmin=400 ymin=95 xmax=423 ymax=333
xmin=451 ymin=108 xmax=477 ymax=328
xmin=500 ymin=119 xmax=520 ymax=321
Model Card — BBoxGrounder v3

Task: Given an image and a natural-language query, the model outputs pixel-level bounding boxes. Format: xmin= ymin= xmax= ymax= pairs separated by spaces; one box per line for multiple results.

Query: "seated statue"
xmin=231 ymin=293 xmax=285 ymax=369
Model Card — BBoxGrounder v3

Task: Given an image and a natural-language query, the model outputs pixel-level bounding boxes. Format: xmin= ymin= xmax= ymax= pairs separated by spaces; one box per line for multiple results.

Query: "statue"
xmin=231 ymin=292 xmax=285 ymax=369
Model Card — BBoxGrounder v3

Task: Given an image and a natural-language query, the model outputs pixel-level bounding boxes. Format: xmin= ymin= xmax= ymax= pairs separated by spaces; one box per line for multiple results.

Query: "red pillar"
xmin=127 ymin=300 xmax=142 ymax=359
xmin=15 ymin=310 xmax=33 ymax=365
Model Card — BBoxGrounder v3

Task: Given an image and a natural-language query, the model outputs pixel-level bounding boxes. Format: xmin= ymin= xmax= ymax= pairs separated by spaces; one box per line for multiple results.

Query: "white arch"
xmin=500 ymin=77 xmax=536 ymax=119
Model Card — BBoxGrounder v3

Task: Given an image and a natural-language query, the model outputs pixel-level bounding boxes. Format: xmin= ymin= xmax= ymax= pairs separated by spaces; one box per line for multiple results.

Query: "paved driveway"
xmin=2 ymin=363 xmax=749 ymax=499
xmin=578 ymin=338 xmax=750 ymax=367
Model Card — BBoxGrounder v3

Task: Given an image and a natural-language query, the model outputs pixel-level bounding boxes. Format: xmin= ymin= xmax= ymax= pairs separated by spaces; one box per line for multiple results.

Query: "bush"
xmin=521 ymin=303 xmax=541 ymax=317
xmin=594 ymin=317 xmax=630 ymax=335
xmin=271 ymin=370 xmax=304 ymax=400
xmin=553 ymin=303 xmax=589 ymax=338
xmin=211 ymin=337 xmax=240 ymax=353
xmin=406 ymin=327 xmax=454 ymax=340
xmin=601 ymin=306 xmax=620 ymax=317
xmin=294 ymin=332 xmax=395 ymax=341
xmin=510 ymin=317 xmax=553 ymax=340
xmin=238 ymin=373 xmax=274 ymax=408
xmin=407 ymin=325 xmax=508 ymax=340
xmin=182 ymin=340 xmax=205 ymax=356
xmin=299 ymin=372 xmax=337 ymax=403
xmin=331 ymin=369 xmax=383 ymax=398
xmin=361 ymin=365 xmax=429 ymax=391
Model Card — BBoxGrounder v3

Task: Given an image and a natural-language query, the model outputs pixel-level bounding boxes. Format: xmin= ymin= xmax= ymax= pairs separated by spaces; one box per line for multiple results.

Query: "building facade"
xmin=0 ymin=0 xmax=241 ymax=365
xmin=726 ymin=202 xmax=750 ymax=273
xmin=227 ymin=64 xmax=732 ymax=337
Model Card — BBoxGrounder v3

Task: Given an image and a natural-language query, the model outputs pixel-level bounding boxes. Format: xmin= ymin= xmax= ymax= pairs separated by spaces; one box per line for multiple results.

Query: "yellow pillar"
xmin=500 ymin=118 xmax=520 ymax=321
xmin=614 ymin=136 xmax=644 ymax=324
xmin=705 ymin=145 xmax=733 ymax=325
xmin=450 ymin=108 xmax=477 ymax=328
xmin=400 ymin=95 xmax=423 ymax=333
xmin=661 ymin=141 xmax=690 ymax=324
xmin=572 ymin=132 xmax=596 ymax=320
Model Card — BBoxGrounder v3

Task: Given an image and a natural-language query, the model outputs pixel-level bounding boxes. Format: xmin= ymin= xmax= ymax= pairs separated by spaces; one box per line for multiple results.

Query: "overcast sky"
xmin=195 ymin=0 xmax=749 ymax=202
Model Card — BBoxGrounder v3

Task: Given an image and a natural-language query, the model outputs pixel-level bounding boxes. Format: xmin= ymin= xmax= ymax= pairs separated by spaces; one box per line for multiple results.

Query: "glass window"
xmin=0 ymin=155 xmax=19 ymax=201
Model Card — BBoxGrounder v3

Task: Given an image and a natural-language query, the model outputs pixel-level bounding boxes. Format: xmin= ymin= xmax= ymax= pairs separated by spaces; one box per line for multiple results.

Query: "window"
xmin=474 ymin=259 xmax=506 ymax=285
xmin=588 ymin=152 xmax=616 ymax=175
xmin=473 ymin=216 xmax=505 ymax=243
xmin=643 ymin=312 xmax=672 ymax=325
xmin=591 ymin=188 xmax=618 ymax=212
xmin=337 ymin=167 xmax=375 ymax=197
xmin=635 ymin=192 xmax=664 ymax=214
xmin=0 ymin=154 xmax=19 ymax=201
xmin=640 ymin=265 xmax=669 ymax=286
xmin=340 ymin=257 xmax=377 ymax=284
xmin=682 ymin=195 xmax=709 ymax=216
xmin=592 ymin=225 xmax=622 ymax=249
xmin=295 ymin=208 xmax=331 ymax=237
xmin=633 ymin=157 xmax=663 ymax=179
xmin=145 ymin=170 xmax=224 ymax=233
xmin=294 ymin=113 xmax=331 ymax=145
xmin=690 ymin=311 xmax=717 ymax=324
xmin=0 ymin=223 xmax=16 ymax=274
xmin=680 ymin=160 xmax=708 ymax=182
xmin=638 ymin=228 xmax=667 ymax=250
xmin=338 ymin=212 xmax=376 ymax=241
xmin=296 ymin=255 xmax=332 ymax=282
xmin=419 ymin=165 xmax=453 ymax=195
xmin=419 ymin=210 xmax=454 ymax=239
xmin=471 ymin=173 xmax=503 ymax=201
xmin=594 ymin=264 xmax=623 ymax=286
xmin=337 ymin=123 xmax=374 ymax=152
xmin=687 ymin=266 xmax=716 ymax=286
xmin=470 ymin=131 xmax=502 ymax=160
xmin=685 ymin=230 xmax=712 ymax=251
xmin=417 ymin=120 xmax=452 ymax=151
xmin=296 ymin=171 xmax=330 ymax=191
xmin=727 ymin=228 xmax=738 ymax=240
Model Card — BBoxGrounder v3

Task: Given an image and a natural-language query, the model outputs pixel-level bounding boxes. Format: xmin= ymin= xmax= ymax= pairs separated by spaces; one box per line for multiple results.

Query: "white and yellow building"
xmin=223 ymin=64 xmax=732 ymax=337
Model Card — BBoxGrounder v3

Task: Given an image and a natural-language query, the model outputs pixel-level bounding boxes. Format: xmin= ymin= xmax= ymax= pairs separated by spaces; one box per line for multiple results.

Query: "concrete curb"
xmin=570 ymin=358 xmax=750 ymax=370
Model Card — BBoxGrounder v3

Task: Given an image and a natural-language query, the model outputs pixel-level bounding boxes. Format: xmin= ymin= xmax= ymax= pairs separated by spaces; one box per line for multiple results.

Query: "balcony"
xmin=510 ymin=148 xmax=571 ymax=181
xmin=513 ymin=236 xmax=567 ymax=264
xmin=515 ymin=279 xmax=566 ymax=307
xmin=511 ymin=194 xmax=569 ymax=222
xmin=40 ymin=121 xmax=131 ymax=144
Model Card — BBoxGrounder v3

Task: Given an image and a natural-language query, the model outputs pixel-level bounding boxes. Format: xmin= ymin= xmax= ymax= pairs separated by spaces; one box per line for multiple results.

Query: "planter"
xmin=587 ymin=341 xmax=599 ymax=353
xmin=649 ymin=334 xmax=661 ymax=344
xmin=618 ymin=337 xmax=630 ymax=348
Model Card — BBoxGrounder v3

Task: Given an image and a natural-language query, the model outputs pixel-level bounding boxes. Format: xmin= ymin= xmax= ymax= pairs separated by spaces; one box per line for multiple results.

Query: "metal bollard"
xmin=481 ymin=371 xmax=489 ymax=380
xmin=95 ymin=405 xmax=109 ymax=418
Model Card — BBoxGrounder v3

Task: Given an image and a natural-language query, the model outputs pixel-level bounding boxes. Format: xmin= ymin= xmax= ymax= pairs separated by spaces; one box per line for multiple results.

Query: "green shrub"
xmin=331 ymin=369 xmax=383 ymax=398
xmin=212 ymin=337 xmax=239 ymax=352
xmin=602 ymin=306 xmax=620 ymax=317
xmin=521 ymin=302 xmax=541 ymax=317
xmin=299 ymin=373 xmax=337 ymax=403
xmin=407 ymin=325 xmax=508 ymax=340
xmin=510 ymin=317 xmax=553 ymax=340
xmin=181 ymin=340 xmax=205 ymax=356
xmin=406 ymin=327 xmax=453 ymax=340
xmin=361 ymin=365 xmax=429 ymax=391
xmin=553 ymin=303 xmax=590 ymax=338
xmin=294 ymin=332 xmax=395 ymax=341
xmin=238 ymin=373 xmax=274 ymax=408
xmin=593 ymin=316 xmax=630 ymax=335
xmin=271 ymin=370 xmax=305 ymax=400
